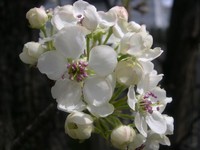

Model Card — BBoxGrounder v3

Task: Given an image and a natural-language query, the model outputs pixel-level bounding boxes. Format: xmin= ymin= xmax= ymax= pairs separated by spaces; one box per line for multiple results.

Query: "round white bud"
xmin=65 ymin=111 xmax=93 ymax=140
xmin=19 ymin=42 xmax=45 ymax=65
xmin=111 ymin=125 xmax=136 ymax=149
xmin=26 ymin=7 xmax=48 ymax=29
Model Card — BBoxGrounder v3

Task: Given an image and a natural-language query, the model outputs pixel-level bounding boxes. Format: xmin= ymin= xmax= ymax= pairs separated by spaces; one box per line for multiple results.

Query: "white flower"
xmin=120 ymin=30 xmax=163 ymax=61
xmin=65 ymin=111 xmax=93 ymax=140
xmin=128 ymin=84 xmax=172 ymax=137
xmin=26 ymin=7 xmax=48 ymax=29
xmin=52 ymin=0 xmax=99 ymax=31
xmin=37 ymin=25 xmax=118 ymax=116
xmin=111 ymin=125 xmax=136 ymax=149
xmin=19 ymin=42 xmax=45 ymax=65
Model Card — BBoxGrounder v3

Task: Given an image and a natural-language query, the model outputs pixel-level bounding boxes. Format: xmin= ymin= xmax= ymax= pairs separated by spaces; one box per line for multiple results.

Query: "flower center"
xmin=138 ymin=92 xmax=160 ymax=114
xmin=67 ymin=61 xmax=88 ymax=82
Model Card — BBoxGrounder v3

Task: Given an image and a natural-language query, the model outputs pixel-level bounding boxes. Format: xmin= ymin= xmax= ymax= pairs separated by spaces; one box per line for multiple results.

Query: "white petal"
xmin=143 ymin=34 xmax=153 ymax=49
xmin=127 ymin=85 xmax=137 ymax=110
xmin=37 ymin=51 xmax=67 ymax=80
xmin=127 ymin=34 xmax=143 ymax=56
xmin=137 ymin=72 xmax=163 ymax=93
xmin=67 ymin=111 xmax=93 ymax=125
xmin=19 ymin=51 xmax=36 ymax=65
xmin=159 ymin=97 xmax=172 ymax=113
xmin=88 ymin=45 xmax=117 ymax=77
xmin=113 ymin=20 xmax=128 ymax=38
xmin=135 ymin=112 xmax=148 ymax=137
xmin=150 ymin=87 xmax=166 ymax=102
xmin=105 ymin=73 xmax=116 ymax=93
xmin=158 ymin=135 xmax=170 ymax=146
xmin=82 ymin=5 xmax=99 ymax=31
xmin=54 ymin=26 xmax=86 ymax=59
xmin=83 ymin=76 xmax=113 ymax=106
xmin=147 ymin=132 xmax=170 ymax=147
xmin=58 ymin=100 xmax=86 ymax=113
xmin=163 ymin=115 xmax=174 ymax=135
xmin=139 ymin=47 xmax=163 ymax=61
xmin=52 ymin=10 xmax=77 ymax=30
xmin=73 ymin=0 xmax=90 ymax=15
xmin=129 ymin=134 xmax=146 ymax=150
xmin=139 ymin=61 xmax=154 ymax=74
xmin=146 ymin=111 xmax=167 ymax=135
xmin=51 ymin=79 xmax=85 ymax=112
xmin=98 ymin=11 xmax=117 ymax=28
xmin=87 ymin=103 xmax=114 ymax=117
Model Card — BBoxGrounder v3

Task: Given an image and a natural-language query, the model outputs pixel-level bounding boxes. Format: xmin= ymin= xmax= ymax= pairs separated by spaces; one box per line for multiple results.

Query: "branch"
xmin=10 ymin=103 xmax=56 ymax=150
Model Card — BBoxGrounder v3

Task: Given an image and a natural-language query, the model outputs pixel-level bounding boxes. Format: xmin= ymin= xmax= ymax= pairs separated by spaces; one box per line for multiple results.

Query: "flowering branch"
xmin=19 ymin=1 xmax=174 ymax=150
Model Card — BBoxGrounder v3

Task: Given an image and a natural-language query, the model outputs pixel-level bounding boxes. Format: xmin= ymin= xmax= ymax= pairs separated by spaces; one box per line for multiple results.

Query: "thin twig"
xmin=10 ymin=103 xmax=56 ymax=150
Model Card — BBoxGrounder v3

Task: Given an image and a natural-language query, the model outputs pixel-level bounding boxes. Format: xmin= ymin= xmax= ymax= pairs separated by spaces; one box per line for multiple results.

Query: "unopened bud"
xmin=65 ymin=111 xmax=93 ymax=140
xmin=110 ymin=6 xmax=128 ymax=21
xmin=26 ymin=7 xmax=48 ymax=29
xmin=19 ymin=42 xmax=45 ymax=65
xmin=111 ymin=125 xmax=136 ymax=149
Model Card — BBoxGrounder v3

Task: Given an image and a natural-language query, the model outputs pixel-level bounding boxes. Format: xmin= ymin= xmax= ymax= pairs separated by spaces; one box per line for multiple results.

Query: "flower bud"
xmin=65 ymin=111 xmax=93 ymax=140
xmin=19 ymin=42 xmax=45 ymax=65
xmin=110 ymin=6 xmax=128 ymax=21
xmin=26 ymin=7 xmax=48 ymax=29
xmin=111 ymin=125 xmax=136 ymax=149
xmin=115 ymin=60 xmax=143 ymax=86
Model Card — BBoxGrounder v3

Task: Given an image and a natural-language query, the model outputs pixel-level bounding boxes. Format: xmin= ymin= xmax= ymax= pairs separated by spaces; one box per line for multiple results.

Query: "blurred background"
xmin=0 ymin=0 xmax=200 ymax=150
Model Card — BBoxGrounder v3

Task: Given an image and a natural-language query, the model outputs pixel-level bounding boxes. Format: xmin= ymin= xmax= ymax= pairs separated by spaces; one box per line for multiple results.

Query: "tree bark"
xmin=164 ymin=0 xmax=200 ymax=149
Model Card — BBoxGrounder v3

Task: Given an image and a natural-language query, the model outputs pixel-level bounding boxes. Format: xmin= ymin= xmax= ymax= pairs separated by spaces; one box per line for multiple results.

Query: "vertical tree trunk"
xmin=164 ymin=0 xmax=200 ymax=149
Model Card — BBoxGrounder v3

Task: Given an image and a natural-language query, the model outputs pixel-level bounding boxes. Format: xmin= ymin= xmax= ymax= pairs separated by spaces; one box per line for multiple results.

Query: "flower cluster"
xmin=20 ymin=1 xmax=174 ymax=149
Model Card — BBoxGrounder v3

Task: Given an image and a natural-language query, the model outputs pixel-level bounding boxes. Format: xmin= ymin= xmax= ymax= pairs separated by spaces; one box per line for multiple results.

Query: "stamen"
xmin=67 ymin=61 xmax=88 ymax=82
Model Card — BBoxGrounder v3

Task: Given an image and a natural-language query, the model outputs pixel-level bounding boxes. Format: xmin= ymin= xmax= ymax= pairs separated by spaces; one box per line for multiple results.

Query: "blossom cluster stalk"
xmin=20 ymin=1 xmax=174 ymax=150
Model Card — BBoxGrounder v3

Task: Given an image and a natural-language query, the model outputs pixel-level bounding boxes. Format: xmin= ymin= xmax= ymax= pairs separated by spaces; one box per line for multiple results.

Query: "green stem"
xmin=115 ymin=105 xmax=130 ymax=110
xmin=41 ymin=26 xmax=47 ymax=37
xmin=41 ymin=26 xmax=51 ymax=50
xmin=110 ymin=86 xmax=127 ymax=102
xmin=112 ymin=96 xmax=127 ymax=107
xmin=113 ymin=113 xmax=134 ymax=120
xmin=103 ymin=27 xmax=112 ymax=45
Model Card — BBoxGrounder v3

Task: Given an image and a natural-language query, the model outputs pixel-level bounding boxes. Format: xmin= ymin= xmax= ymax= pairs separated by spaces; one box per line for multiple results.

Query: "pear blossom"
xmin=120 ymin=31 xmax=162 ymax=61
xmin=111 ymin=125 xmax=136 ymax=149
xmin=37 ymin=25 xmax=117 ymax=117
xmin=128 ymin=83 xmax=172 ymax=137
xmin=129 ymin=116 xmax=173 ymax=150
xmin=21 ymin=1 xmax=174 ymax=149
xmin=19 ymin=42 xmax=45 ymax=65
xmin=26 ymin=7 xmax=48 ymax=29
xmin=52 ymin=0 xmax=99 ymax=31
xmin=65 ymin=111 xmax=93 ymax=140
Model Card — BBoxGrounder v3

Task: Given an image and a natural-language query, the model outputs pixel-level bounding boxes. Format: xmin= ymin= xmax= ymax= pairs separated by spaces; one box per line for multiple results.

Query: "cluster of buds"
xmin=20 ymin=0 xmax=174 ymax=150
